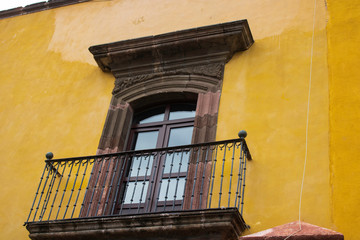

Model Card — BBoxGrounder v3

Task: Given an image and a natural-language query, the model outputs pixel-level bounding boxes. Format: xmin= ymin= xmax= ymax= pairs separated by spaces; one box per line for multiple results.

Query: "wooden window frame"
xmin=117 ymin=104 xmax=196 ymax=214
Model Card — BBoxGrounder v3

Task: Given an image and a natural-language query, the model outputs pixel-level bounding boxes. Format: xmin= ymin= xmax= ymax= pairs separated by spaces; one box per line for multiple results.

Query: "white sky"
xmin=0 ymin=0 xmax=42 ymax=11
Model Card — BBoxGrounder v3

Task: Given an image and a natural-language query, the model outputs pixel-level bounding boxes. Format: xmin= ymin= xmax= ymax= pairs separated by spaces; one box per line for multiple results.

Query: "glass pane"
xmin=123 ymin=181 xmax=149 ymax=204
xmin=164 ymin=151 xmax=190 ymax=173
xmin=129 ymin=131 xmax=158 ymax=177
xmin=134 ymin=131 xmax=159 ymax=150
xmin=158 ymin=177 xmax=186 ymax=201
xmin=136 ymin=106 xmax=166 ymax=124
xmin=164 ymin=127 xmax=193 ymax=173
xmin=139 ymin=113 xmax=165 ymax=124
xmin=169 ymin=104 xmax=196 ymax=120
xmin=167 ymin=126 xmax=193 ymax=147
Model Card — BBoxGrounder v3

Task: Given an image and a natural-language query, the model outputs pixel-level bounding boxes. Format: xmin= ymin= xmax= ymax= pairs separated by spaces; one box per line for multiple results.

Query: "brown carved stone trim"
xmin=113 ymin=63 xmax=224 ymax=94
xmin=115 ymin=74 xmax=223 ymax=103
xmin=80 ymin=103 xmax=133 ymax=217
xmin=192 ymin=91 xmax=221 ymax=143
xmin=27 ymin=208 xmax=247 ymax=240
xmin=98 ymin=103 xmax=133 ymax=151
xmin=0 ymin=0 xmax=90 ymax=19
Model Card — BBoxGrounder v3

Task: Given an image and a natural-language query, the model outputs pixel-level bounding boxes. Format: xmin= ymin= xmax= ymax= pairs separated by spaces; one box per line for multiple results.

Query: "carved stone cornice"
xmin=89 ymin=20 xmax=254 ymax=88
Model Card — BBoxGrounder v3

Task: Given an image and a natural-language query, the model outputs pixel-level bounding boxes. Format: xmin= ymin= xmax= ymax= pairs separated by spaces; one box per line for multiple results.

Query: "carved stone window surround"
xmin=89 ymin=19 xmax=254 ymax=152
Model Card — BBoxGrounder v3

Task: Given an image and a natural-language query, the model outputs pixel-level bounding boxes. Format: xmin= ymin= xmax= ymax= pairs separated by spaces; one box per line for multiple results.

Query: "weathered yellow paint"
xmin=47 ymin=0 xmax=326 ymax=65
xmin=327 ymin=1 xmax=360 ymax=239
xmin=0 ymin=0 xmax=357 ymax=239
xmin=0 ymin=10 xmax=114 ymax=239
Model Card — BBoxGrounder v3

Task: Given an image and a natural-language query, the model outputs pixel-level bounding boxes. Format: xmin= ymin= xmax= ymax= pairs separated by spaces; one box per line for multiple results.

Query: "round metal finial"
xmin=46 ymin=152 xmax=54 ymax=160
xmin=238 ymin=130 xmax=247 ymax=139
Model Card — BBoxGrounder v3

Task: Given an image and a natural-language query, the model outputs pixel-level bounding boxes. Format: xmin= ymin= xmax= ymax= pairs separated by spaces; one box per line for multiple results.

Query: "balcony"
xmin=25 ymin=135 xmax=252 ymax=240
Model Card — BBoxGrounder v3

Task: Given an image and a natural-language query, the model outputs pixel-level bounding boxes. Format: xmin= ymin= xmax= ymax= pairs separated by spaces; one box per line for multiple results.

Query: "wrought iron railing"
xmin=25 ymin=136 xmax=251 ymax=225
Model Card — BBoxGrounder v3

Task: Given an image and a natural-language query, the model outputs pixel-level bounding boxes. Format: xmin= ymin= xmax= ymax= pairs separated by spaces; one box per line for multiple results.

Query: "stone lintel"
xmin=26 ymin=208 xmax=247 ymax=240
xmin=88 ymin=20 xmax=254 ymax=77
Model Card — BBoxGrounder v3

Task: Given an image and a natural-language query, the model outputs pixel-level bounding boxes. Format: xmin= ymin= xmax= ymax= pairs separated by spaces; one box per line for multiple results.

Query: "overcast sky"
xmin=0 ymin=0 xmax=42 ymax=11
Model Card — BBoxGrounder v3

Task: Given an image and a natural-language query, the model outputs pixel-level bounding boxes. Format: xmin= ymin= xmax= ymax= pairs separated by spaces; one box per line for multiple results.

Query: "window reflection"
xmin=134 ymin=131 xmax=159 ymax=150
xmin=135 ymin=106 xmax=166 ymax=124
xmin=169 ymin=104 xmax=196 ymax=120
xmin=168 ymin=126 xmax=193 ymax=147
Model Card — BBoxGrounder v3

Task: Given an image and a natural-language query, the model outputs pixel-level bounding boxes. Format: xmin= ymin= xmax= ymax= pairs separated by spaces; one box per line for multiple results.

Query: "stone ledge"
xmin=26 ymin=208 xmax=247 ymax=240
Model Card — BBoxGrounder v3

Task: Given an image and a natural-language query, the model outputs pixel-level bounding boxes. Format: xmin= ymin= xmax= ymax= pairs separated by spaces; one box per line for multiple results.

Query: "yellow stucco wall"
xmin=0 ymin=0 xmax=357 ymax=239
xmin=327 ymin=1 xmax=360 ymax=240
xmin=218 ymin=0 xmax=332 ymax=234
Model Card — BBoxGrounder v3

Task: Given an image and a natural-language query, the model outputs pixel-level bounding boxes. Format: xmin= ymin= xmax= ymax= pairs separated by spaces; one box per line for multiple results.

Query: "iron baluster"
xmin=240 ymin=143 xmax=248 ymax=215
xmin=137 ymin=154 xmax=152 ymax=213
xmin=180 ymin=148 xmax=191 ymax=210
xmin=120 ymin=154 xmax=136 ymax=215
xmin=79 ymin=158 xmax=95 ymax=217
xmin=110 ymin=154 xmax=127 ymax=215
xmin=190 ymin=146 xmax=201 ymax=210
xmin=163 ymin=151 xmax=176 ymax=211
xmin=237 ymin=144 xmax=245 ymax=210
xmin=199 ymin=145 xmax=210 ymax=209
xmin=154 ymin=150 xmax=168 ymax=212
xmin=25 ymin=164 xmax=47 ymax=224
xmin=63 ymin=160 xmax=82 ymax=219
xmin=39 ymin=162 xmax=60 ymax=220
xmin=218 ymin=143 xmax=227 ymax=208
xmin=95 ymin=156 xmax=112 ymax=215
xmin=32 ymin=163 xmax=53 ymax=221
xmin=173 ymin=150 xmax=184 ymax=210
xmin=234 ymin=141 xmax=244 ymax=208
xmin=227 ymin=141 xmax=236 ymax=207
xmin=85 ymin=156 xmax=105 ymax=217
xmin=129 ymin=154 xmax=144 ymax=209
xmin=47 ymin=163 xmax=67 ymax=220
xmin=102 ymin=155 xmax=120 ymax=216
xmin=56 ymin=161 xmax=74 ymax=220
xmin=208 ymin=144 xmax=218 ymax=208
xmin=205 ymin=145 xmax=215 ymax=208
xmin=71 ymin=159 xmax=90 ymax=218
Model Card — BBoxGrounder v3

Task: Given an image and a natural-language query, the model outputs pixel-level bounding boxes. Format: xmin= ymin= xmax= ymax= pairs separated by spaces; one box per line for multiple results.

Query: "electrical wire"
xmin=284 ymin=0 xmax=317 ymax=239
